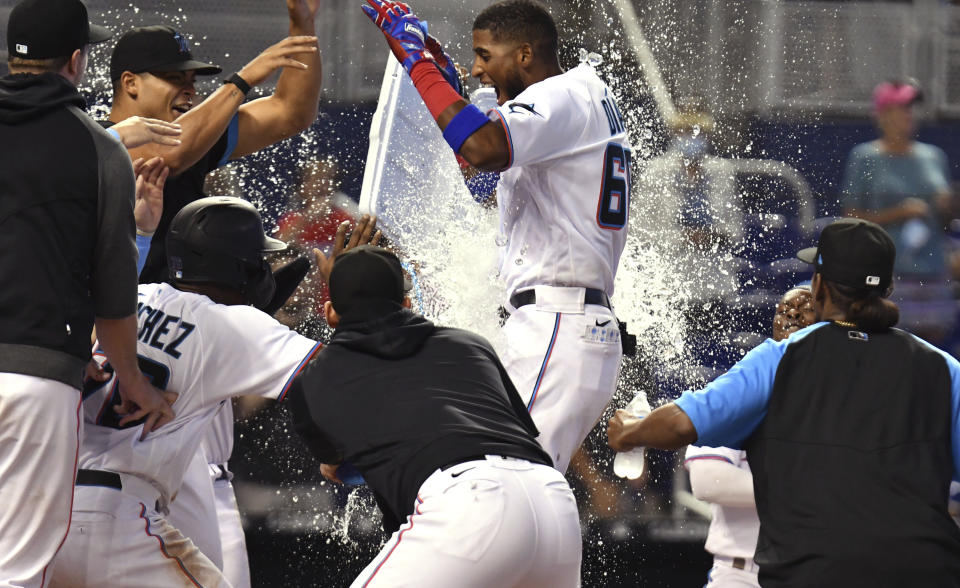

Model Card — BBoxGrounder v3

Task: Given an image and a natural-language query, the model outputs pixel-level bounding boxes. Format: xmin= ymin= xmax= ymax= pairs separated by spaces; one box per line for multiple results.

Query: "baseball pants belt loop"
xmin=212 ymin=463 xmax=231 ymax=481
xmin=509 ymin=288 xmax=611 ymax=310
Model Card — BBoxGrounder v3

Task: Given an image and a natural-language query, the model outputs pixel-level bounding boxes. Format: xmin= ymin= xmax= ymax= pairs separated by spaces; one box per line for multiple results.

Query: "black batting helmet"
xmin=166 ymin=196 xmax=286 ymax=310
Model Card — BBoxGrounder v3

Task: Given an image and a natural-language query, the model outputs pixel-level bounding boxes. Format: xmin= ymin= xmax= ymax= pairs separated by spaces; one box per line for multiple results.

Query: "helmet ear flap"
xmin=243 ymin=258 xmax=277 ymax=311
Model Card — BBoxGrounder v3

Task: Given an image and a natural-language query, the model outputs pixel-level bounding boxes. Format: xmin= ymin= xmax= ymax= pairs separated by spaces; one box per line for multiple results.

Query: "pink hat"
xmin=872 ymin=81 xmax=921 ymax=112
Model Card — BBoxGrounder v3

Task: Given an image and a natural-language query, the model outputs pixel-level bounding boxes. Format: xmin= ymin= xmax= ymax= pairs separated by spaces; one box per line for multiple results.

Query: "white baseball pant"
xmin=351 ymin=456 xmax=582 ymax=588
xmin=49 ymin=482 xmax=230 ymax=588
xmin=501 ymin=286 xmax=623 ymax=472
xmin=705 ymin=556 xmax=761 ymax=587
xmin=0 ymin=373 xmax=81 ymax=588
xmin=213 ymin=474 xmax=251 ymax=588
xmin=168 ymin=451 xmax=223 ymax=570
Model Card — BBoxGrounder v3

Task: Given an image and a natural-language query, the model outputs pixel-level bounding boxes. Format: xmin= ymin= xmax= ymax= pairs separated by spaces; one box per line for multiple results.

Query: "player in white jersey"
xmin=682 ymin=287 xmax=815 ymax=587
xmin=363 ymin=0 xmax=630 ymax=472
xmin=49 ymin=197 xmax=325 ymax=587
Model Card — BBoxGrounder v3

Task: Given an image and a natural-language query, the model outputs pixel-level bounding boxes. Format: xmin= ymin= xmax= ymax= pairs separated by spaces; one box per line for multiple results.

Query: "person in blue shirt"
xmin=608 ymin=218 xmax=960 ymax=588
xmin=842 ymin=79 xmax=955 ymax=345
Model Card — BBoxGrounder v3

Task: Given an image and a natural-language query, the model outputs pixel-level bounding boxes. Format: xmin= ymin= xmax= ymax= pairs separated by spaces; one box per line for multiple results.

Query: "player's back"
xmin=492 ymin=64 xmax=631 ymax=296
xmin=80 ymin=283 xmax=319 ymax=505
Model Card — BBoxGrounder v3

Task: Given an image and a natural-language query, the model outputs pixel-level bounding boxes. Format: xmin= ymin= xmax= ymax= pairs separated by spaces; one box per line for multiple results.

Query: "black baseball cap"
xmin=328 ymin=246 xmax=413 ymax=318
xmin=7 ymin=0 xmax=111 ymax=60
xmin=110 ymin=25 xmax=221 ymax=81
xmin=797 ymin=218 xmax=896 ymax=293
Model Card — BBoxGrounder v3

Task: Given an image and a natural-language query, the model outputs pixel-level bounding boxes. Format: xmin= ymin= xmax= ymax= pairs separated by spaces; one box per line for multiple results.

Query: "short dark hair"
xmin=473 ymin=0 xmax=558 ymax=57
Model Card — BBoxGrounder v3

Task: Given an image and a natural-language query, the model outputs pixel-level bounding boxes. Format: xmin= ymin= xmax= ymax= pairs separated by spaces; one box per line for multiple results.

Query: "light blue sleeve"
xmin=135 ymin=233 xmax=152 ymax=277
xmin=674 ymin=322 xmax=827 ymax=449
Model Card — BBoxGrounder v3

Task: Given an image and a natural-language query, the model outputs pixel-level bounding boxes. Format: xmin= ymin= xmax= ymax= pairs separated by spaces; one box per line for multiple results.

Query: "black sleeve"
xmin=287 ymin=371 xmax=342 ymax=464
xmin=90 ymin=120 xmax=138 ymax=318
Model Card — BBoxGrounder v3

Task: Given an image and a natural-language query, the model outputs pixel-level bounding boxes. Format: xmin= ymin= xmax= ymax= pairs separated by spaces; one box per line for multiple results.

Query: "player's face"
xmin=471 ymin=29 xmax=526 ymax=105
xmin=136 ymin=70 xmax=198 ymax=122
xmin=772 ymin=288 xmax=815 ymax=342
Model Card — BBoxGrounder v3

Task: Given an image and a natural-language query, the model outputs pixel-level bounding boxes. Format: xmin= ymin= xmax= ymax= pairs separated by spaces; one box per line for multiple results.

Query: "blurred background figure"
xmin=277 ymin=157 xmax=359 ymax=253
xmin=842 ymin=80 xmax=957 ymax=347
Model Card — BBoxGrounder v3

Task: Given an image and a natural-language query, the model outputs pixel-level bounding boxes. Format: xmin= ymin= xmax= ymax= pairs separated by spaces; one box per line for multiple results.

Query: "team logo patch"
xmin=173 ymin=32 xmax=189 ymax=53
xmin=508 ymin=102 xmax=543 ymax=117
xmin=848 ymin=330 xmax=869 ymax=342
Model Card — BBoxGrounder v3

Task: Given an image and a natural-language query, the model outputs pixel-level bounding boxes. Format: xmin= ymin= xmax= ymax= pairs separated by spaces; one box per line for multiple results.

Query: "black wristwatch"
xmin=223 ymin=72 xmax=251 ymax=97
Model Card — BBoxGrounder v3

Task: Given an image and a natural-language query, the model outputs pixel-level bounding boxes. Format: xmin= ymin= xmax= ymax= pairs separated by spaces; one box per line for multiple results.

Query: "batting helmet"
xmin=166 ymin=196 xmax=286 ymax=310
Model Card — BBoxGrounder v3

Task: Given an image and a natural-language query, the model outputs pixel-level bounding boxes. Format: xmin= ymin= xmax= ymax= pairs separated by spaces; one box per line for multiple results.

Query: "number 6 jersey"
xmin=80 ymin=283 xmax=321 ymax=508
xmin=489 ymin=63 xmax=631 ymax=297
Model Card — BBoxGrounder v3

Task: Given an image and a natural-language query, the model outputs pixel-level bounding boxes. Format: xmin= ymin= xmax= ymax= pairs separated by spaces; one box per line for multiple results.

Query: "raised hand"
xmin=423 ymin=30 xmax=463 ymax=96
xmin=361 ymin=0 xmax=431 ymax=74
xmin=238 ymin=35 xmax=319 ymax=88
xmin=111 ymin=116 xmax=181 ymax=149
xmin=314 ymin=214 xmax=383 ymax=283
xmin=287 ymin=0 xmax=320 ymax=26
xmin=132 ymin=157 xmax=168 ymax=235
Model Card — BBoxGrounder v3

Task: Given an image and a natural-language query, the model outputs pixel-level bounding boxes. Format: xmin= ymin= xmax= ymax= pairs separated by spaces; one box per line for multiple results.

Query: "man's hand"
xmin=607 ymin=409 xmax=642 ymax=453
xmin=314 ymin=214 xmax=382 ymax=283
xmin=111 ymin=116 xmax=182 ymax=149
xmin=362 ymin=0 xmax=431 ymax=75
xmin=114 ymin=373 xmax=177 ymax=441
xmin=238 ymin=35 xmax=319 ymax=88
xmin=423 ymin=31 xmax=463 ymax=95
xmin=133 ymin=157 xmax=168 ymax=234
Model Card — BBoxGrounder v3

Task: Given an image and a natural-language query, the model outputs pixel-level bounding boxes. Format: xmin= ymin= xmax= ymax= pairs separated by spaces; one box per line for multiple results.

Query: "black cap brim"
xmin=89 ymin=24 xmax=112 ymax=44
xmin=263 ymin=236 xmax=287 ymax=252
xmin=148 ymin=59 xmax=222 ymax=76
xmin=797 ymin=246 xmax=817 ymax=264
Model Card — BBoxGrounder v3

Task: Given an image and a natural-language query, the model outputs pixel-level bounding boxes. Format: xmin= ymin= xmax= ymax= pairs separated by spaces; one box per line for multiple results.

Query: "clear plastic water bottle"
xmin=470 ymin=86 xmax=499 ymax=114
xmin=613 ymin=391 xmax=651 ymax=479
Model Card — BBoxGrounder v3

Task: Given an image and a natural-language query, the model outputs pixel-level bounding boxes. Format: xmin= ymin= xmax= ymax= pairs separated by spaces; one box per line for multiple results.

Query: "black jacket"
xmin=745 ymin=325 xmax=960 ymax=587
xmin=288 ymin=307 xmax=551 ymax=531
xmin=0 ymin=73 xmax=138 ymax=388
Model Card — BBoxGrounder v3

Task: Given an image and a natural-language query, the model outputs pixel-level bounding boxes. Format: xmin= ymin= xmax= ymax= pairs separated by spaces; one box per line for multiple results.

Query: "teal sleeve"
xmin=674 ymin=322 xmax=828 ymax=449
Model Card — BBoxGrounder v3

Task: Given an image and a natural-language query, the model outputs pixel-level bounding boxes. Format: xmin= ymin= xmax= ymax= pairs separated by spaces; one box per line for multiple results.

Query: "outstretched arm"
xmin=607 ymin=403 xmax=697 ymax=452
xmin=363 ymin=1 xmax=510 ymax=171
xmin=231 ymin=0 xmax=323 ymax=158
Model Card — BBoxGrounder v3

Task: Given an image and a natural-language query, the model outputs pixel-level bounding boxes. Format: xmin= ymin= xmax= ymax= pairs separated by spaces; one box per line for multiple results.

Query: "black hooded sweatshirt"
xmin=288 ymin=307 xmax=551 ymax=532
xmin=0 ymin=73 xmax=137 ymax=388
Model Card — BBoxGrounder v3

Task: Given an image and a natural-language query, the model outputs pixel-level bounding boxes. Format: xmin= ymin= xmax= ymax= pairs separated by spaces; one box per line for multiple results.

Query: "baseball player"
xmin=683 ymin=286 xmax=814 ymax=587
xmin=48 ymin=198 xmax=378 ymax=587
xmin=363 ymin=0 xmax=630 ymax=473
xmin=288 ymin=246 xmax=582 ymax=587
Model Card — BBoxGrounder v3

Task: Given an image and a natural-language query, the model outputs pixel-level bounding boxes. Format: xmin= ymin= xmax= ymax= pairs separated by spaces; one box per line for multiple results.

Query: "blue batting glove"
xmin=362 ymin=0 xmax=430 ymax=75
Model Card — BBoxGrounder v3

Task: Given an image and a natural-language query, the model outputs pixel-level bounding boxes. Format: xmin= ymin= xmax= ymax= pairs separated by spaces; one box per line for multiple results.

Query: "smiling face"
xmin=133 ymin=70 xmax=198 ymax=122
xmin=471 ymin=28 xmax=527 ymax=105
xmin=772 ymin=288 xmax=816 ymax=342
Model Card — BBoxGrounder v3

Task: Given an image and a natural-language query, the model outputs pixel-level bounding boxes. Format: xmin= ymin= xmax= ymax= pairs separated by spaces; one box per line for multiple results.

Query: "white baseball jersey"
xmin=80 ymin=283 xmax=321 ymax=506
xmin=684 ymin=445 xmax=760 ymax=559
xmin=491 ymin=64 xmax=631 ymax=298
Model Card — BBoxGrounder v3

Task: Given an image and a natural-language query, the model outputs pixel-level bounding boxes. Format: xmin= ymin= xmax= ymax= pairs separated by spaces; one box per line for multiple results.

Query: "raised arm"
xmin=230 ymin=0 xmax=323 ymax=158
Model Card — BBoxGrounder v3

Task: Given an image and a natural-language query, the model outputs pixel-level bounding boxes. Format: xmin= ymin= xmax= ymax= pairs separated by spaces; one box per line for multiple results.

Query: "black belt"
xmin=76 ymin=469 xmax=121 ymax=489
xmin=733 ymin=558 xmax=746 ymax=570
xmin=509 ymin=288 xmax=611 ymax=310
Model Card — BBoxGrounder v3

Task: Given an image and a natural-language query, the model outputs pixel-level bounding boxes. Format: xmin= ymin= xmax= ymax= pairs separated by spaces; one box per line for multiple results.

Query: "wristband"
xmin=442 ymin=104 xmax=490 ymax=154
xmin=223 ymin=73 xmax=251 ymax=97
xmin=106 ymin=127 xmax=121 ymax=142
xmin=409 ymin=60 xmax=462 ymax=119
